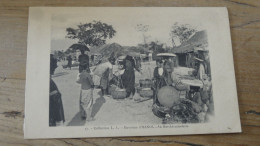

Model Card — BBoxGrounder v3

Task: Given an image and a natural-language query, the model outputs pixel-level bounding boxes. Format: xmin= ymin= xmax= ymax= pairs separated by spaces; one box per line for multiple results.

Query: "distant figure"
xmin=50 ymin=54 xmax=57 ymax=75
xmin=196 ymin=58 xmax=205 ymax=80
xmin=78 ymin=68 xmax=94 ymax=121
xmin=49 ymin=57 xmax=65 ymax=126
xmin=78 ymin=50 xmax=89 ymax=73
xmin=67 ymin=55 xmax=72 ymax=70
xmin=121 ymin=55 xmax=141 ymax=98
xmin=203 ymin=52 xmax=211 ymax=78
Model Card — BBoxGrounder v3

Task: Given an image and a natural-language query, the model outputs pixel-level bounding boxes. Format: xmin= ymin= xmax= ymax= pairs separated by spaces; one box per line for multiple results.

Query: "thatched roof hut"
xmin=172 ymin=30 xmax=208 ymax=54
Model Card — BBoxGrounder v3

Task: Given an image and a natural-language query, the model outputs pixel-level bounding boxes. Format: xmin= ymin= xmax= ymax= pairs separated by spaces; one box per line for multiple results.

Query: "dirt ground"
xmin=53 ymin=61 xmax=162 ymax=126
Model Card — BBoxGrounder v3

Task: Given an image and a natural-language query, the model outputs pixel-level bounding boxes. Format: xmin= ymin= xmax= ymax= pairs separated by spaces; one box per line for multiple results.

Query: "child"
xmin=78 ymin=68 xmax=94 ymax=121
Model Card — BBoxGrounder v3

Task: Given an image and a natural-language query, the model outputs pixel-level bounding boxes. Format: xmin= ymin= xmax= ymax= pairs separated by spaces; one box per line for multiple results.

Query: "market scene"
xmin=49 ymin=20 xmax=214 ymax=127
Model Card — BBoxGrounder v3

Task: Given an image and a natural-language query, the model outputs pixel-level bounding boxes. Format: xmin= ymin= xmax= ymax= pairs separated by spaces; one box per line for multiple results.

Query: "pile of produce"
xmin=162 ymin=98 xmax=207 ymax=124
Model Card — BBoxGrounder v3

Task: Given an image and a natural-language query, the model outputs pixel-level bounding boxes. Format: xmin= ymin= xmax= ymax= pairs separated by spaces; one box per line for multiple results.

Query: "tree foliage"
xmin=148 ymin=41 xmax=165 ymax=53
xmin=66 ymin=21 xmax=116 ymax=47
xmin=170 ymin=23 xmax=197 ymax=47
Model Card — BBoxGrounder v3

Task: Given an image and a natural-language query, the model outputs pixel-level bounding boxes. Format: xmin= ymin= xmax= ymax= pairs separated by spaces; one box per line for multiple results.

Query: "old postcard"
xmin=24 ymin=7 xmax=241 ymax=139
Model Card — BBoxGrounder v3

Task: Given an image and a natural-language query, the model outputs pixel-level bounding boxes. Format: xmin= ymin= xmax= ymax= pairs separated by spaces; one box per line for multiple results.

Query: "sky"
xmin=51 ymin=8 xmax=204 ymax=51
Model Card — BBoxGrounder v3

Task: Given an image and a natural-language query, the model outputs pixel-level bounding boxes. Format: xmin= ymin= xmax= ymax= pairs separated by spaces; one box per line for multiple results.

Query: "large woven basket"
xmin=139 ymin=88 xmax=153 ymax=98
xmin=139 ymin=79 xmax=153 ymax=88
xmin=111 ymin=88 xmax=127 ymax=99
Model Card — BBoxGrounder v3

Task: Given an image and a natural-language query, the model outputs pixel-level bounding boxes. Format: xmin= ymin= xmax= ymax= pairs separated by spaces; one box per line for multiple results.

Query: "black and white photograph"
xmin=49 ymin=11 xmax=213 ymax=127
xmin=24 ymin=7 xmax=241 ymax=138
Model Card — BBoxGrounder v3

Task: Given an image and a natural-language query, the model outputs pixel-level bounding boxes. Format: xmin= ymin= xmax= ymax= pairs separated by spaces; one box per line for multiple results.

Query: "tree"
xmin=135 ymin=24 xmax=150 ymax=48
xmin=170 ymin=23 xmax=197 ymax=47
xmin=66 ymin=21 xmax=116 ymax=47
xmin=148 ymin=41 xmax=166 ymax=60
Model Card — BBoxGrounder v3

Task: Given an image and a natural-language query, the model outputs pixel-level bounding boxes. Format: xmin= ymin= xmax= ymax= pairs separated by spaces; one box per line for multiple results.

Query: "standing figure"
xmin=78 ymin=68 xmax=94 ymax=121
xmin=92 ymin=54 xmax=116 ymax=95
xmin=49 ymin=56 xmax=65 ymax=126
xmin=121 ymin=55 xmax=141 ymax=98
xmin=67 ymin=55 xmax=72 ymax=70
xmin=153 ymin=59 xmax=165 ymax=104
xmin=78 ymin=50 xmax=89 ymax=73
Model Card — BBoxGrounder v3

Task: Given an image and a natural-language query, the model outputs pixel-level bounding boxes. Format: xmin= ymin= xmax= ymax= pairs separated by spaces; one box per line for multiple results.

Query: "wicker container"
xmin=139 ymin=88 xmax=153 ymax=98
xmin=111 ymin=88 xmax=127 ymax=99
xmin=139 ymin=79 xmax=153 ymax=88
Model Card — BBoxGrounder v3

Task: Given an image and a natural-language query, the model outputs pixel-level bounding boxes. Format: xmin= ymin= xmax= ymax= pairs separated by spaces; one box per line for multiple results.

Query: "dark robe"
xmin=121 ymin=56 xmax=139 ymax=97
xmin=49 ymin=78 xmax=65 ymax=126
xmin=78 ymin=54 xmax=89 ymax=73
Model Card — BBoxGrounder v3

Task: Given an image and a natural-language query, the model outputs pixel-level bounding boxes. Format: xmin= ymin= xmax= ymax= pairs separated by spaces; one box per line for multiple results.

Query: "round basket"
xmin=139 ymin=88 xmax=153 ymax=98
xmin=139 ymin=79 xmax=153 ymax=88
xmin=111 ymin=88 xmax=127 ymax=99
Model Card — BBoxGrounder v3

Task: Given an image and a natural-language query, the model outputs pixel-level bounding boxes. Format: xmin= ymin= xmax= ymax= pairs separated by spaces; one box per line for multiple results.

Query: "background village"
xmin=50 ymin=21 xmax=214 ymax=127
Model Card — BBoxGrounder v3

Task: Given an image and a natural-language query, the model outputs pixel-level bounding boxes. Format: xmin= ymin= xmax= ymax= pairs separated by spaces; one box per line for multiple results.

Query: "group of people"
xmin=49 ymin=47 xmax=213 ymax=126
xmin=151 ymin=53 xmax=213 ymax=121
xmin=49 ymin=49 xmax=142 ymax=126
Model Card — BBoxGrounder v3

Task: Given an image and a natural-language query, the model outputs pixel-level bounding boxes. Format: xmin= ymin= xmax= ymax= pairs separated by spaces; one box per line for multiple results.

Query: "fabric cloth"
xmin=80 ymin=89 xmax=93 ymax=118
xmin=78 ymin=54 xmax=89 ymax=73
xmin=49 ymin=78 xmax=65 ymax=126
xmin=78 ymin=71 xmax=94 ymax=90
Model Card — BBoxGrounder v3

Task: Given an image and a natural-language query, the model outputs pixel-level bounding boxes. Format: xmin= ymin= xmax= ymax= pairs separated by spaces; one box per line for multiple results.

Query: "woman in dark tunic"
xmin=121 ymin=55 xmax=140 ymax=98
xmin=49 ymin=56 xmax=65 ymax=126
xmin=153 ymin=60 xmax=174 ymax=104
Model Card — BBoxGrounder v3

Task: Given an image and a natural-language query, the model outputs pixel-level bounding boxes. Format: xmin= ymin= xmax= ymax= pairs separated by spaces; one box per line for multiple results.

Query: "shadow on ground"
xmin=66 ymin=91 xmax=106 ymax=126
xmin=66 ymin=112 xmax=86 ymax=126
xmin=91 ymin=91 xmax=106 ymax=117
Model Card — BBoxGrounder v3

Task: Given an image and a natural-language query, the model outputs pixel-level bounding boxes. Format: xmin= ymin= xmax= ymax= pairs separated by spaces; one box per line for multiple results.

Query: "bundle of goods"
xmin=152 ymin=103 xmax=171 ymax=118
xmin=162 ymin=98 xmax=207 ymax=124
xmin=138 ymin=79 xmax=153 ymax=98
